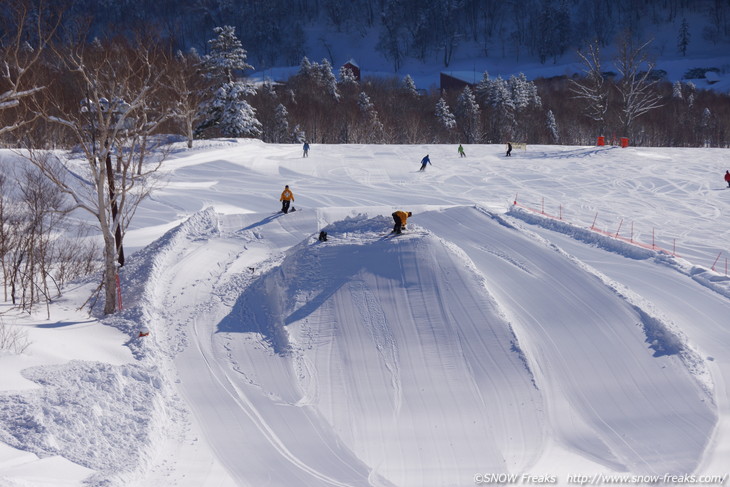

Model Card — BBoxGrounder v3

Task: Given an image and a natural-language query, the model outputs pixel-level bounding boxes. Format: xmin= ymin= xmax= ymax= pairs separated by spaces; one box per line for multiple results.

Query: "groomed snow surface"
xmin=0 ymin=140 xmax=729 ymax=487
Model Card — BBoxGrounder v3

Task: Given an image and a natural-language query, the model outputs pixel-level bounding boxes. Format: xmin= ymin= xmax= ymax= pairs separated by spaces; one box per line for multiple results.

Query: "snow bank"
xmin=0 ymin=360 xmax=177 ymax=486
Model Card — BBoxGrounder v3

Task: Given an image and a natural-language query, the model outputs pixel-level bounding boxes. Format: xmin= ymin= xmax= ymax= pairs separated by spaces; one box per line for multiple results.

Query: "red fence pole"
xmin=711 ymin=251 xmax=722 ymax=272
xmin=615 ymin=218 xmax=623 ymax=238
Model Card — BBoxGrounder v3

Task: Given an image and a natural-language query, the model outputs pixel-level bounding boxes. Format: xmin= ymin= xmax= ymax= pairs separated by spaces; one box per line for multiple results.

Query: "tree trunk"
xmin=103 ymin=237 xmax=118 ymax=315
xmin=105 ymin=154 xmax=124 ymax=267
xmin=187 ymin=117 xmax=194 ymax=148
xmin=97 ymin=158 xmax=118 ymax=314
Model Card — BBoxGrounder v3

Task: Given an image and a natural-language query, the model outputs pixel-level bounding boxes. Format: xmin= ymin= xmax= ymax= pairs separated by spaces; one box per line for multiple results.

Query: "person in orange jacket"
xmin=280 ymin=185 xmax=294 ymax=213
xmin=391 ymin=210 xmax=412 ymax=234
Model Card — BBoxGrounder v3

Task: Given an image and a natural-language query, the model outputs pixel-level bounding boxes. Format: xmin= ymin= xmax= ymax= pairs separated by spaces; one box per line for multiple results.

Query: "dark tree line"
xmin=2 ymin=16 xmax=729 ymax=150
xmin=250 ymin=59 xmax=728 ymax=147
xmin=23 ymin=0 xmax=730 ymax=70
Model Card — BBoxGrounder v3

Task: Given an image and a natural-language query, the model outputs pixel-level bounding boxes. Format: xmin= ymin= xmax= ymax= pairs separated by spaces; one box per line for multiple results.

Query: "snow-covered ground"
xmin=1 ymin=140 xmax=729 ymax=486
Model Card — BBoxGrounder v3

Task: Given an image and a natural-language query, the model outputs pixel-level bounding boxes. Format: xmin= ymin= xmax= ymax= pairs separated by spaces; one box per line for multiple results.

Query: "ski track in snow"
xmin=143 ymin=210 xmax=389 ymax=486
xmin=2 ymin=142 xmax=729 ymax=486
xmin=140 ymin=205 xmax=715 ymax=485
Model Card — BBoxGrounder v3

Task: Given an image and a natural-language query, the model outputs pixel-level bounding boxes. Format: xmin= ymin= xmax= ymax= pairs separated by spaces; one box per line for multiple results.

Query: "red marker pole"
xmin=615 ymin=219 xmax=623 ymax=238
xmin=711 ymin=251 xmax=722 ymax=272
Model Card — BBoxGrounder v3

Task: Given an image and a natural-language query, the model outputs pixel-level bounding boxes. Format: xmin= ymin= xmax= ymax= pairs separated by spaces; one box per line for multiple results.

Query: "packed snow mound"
xmin=131 ymin=207 xmax=717 ymax=485
xmin=417 ymin=206 xmax=717 ymax=474
xmin=215 ymin=214 xmax=545 ymax=484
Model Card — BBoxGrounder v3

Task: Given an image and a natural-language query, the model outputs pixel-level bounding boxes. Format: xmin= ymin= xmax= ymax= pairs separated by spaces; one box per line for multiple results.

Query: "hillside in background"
xmin=56 ymin=0 xmax=730 ymax=87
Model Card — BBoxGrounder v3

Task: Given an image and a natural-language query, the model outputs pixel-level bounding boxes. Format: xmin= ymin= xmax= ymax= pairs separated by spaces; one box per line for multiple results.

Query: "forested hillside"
xmin=1 ymin=0 xmax=729 ymax=153
xmin=59 ymin=0 xmax=730 ymax=70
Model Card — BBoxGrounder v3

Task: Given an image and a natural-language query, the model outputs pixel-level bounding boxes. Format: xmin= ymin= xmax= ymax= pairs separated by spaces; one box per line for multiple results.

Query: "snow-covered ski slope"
xmin=1 ymin=140 xmax=729 ymax=486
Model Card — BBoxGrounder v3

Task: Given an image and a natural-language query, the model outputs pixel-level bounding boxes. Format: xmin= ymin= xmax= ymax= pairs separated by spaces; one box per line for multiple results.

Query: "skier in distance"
xmin=419 ymin=155 xmax=431 ymax=171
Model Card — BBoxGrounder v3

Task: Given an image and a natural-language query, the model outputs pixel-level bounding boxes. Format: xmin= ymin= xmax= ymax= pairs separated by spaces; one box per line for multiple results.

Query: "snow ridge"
xmin=506 ymin=207 xmax=714 ymax=398
xmin=507 ymin=206 xmax=730 ymax=300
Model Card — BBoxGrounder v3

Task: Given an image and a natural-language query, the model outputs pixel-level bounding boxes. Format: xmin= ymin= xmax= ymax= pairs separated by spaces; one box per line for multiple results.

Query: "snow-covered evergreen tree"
xmin=672 ymin=81 xmax=683 ymax=99
xmin=197 ymin=26 xmax=261 ymax=138
xmin=357 ymin=91 xmax=374 ymax=114
xmin=339 ymin=65 xmax=358 ymax=89
xmin=456 ymin=86 xmax=481 ymax=144
xmin=357 ymin=91 xmax=384 ymax=142
xmin=202 ymin=25 xmax=253 ymax=83
xmin=402 ymin=75 xmax=419 ymax=97
xmin=485 ymin=76 xmax=516 ymax=141
xmin=546 ymin=109 xmax=559 ymax=143
xmin=474 ymin=72 xmax=492 ymax=105
xmin=318 ymin=59 xmax=340 ymax=100
xmin=509 ymin=73 xmax=541 ymax=110
xmin=272 ymin=103 xmax=290 ymax=143
xmin=203 ymin=82 xmax=262 ymax=137
xmin=296 ymin=56 xmax=341 ymax=100
xmin=291 ymin=124 xmax=306 ymax=143
xmin=435 ymin=97 xmax=456 ymax=130
xmin=487 ymin=76 xmax=514 ymax=110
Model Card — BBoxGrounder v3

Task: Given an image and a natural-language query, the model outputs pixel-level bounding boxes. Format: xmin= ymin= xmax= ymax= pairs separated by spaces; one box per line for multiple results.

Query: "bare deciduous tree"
xmin=614 ymin=35 xmax=664 ymax=136
xmin=569 ymin=41 xmax=609 ymax=134
xmin=26 ymin=36 xmax=174 ymax=314
xmin=167 ymin=49 xmax=209 ymax=148
xmin=0 ymin=0 xmax=61 ymax=139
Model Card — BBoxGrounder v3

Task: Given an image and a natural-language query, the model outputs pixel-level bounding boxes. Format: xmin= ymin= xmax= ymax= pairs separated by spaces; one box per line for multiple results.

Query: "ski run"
xmin=0 ymin=140 xmax=729 ymax=486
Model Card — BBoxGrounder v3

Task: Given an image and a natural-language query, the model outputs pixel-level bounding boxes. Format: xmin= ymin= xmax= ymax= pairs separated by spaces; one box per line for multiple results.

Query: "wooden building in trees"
xmin=440 ymin=72 xmax=476 ymax=92
xmin=343 ymin=59 xmax=360 ymax=81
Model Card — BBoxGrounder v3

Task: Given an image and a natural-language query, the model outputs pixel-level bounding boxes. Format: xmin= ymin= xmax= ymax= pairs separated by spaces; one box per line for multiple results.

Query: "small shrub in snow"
xmin=0 ymin=319 xmax=31 ymax=354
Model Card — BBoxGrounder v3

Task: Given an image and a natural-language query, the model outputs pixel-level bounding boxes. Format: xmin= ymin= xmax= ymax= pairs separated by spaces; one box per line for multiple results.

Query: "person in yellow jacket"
xmin=280 ymin=185 xmax=294 ymax=213
xmin=391 ymin=210 xmax=412 ymax=234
